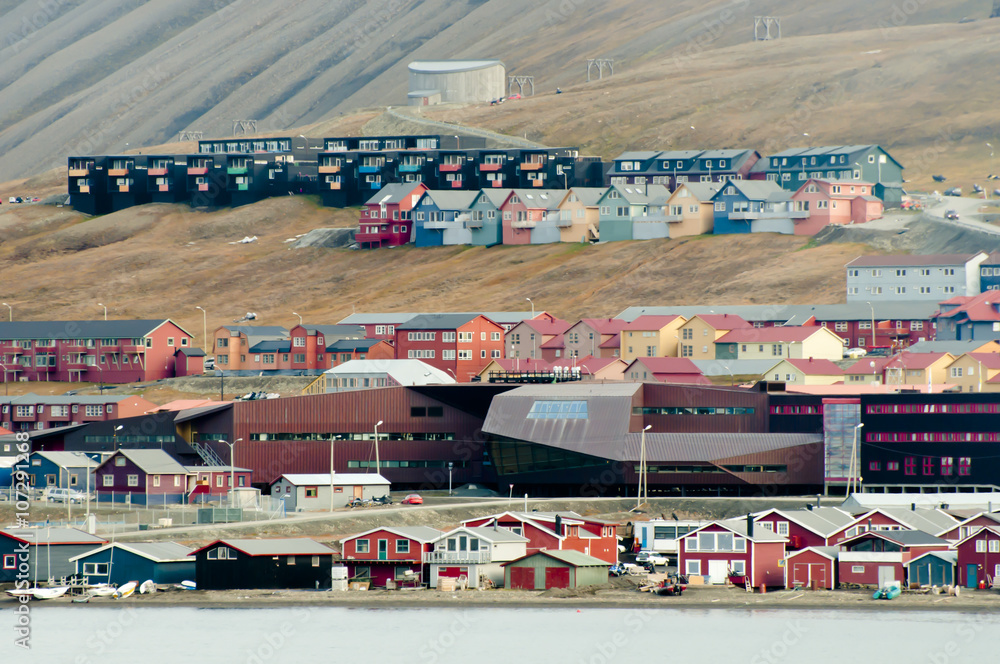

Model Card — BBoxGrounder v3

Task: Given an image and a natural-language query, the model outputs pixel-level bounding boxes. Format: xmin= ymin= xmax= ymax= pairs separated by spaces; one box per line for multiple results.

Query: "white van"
xmin=43 ymin=487 xmax=88 ymax=503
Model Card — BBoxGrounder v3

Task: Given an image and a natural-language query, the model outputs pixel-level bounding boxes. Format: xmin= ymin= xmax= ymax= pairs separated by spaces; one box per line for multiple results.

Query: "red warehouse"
xmin=754 ymin=507 xmax=856 ymax=550
xmin=394 ymin=314 xmax=504 ymax=382
xmin=784 ymin=546 xmax=838 ymax=590
xmin=679 ymin=517 xmax=787 ymax=589
xmin=338 ymin=526 xmax=443 ymax=588
xmin=953 ymin=526 xmax=1000 ymax=589
xmin=462 ymin=511 xmax=619 ymax=564
xmin=837 ymin=530 xmax=949 ymax=587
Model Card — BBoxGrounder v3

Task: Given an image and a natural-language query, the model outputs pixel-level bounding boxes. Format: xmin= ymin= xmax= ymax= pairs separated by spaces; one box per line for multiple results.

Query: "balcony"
xmin=108 ymin=168 xmax=130 ymax=176
xmin=188 ymin=166 xmax=209 ymax=175
xmin=480 ymin=163 xmax=502 ymax=172
xmin=78 ymin=185 xmax=91 ymax=193
xmin=227 ymin=166 xmax=249 ymax=175
xmin=147 ymin=168 xmax=169 ymax=176
xmin=521 ymin=162 xmax=544 ymax=171
xmin=450 ymin=180 xmax=463 ymax=188
xmin=490 ymin=180 xmax=504 ymax=188
xmin=839 ymin=551 xmax=904 ymax=564
xmin=68 ymin=168 xmax=90 ymax=177
xmin=439 ymin=163 xmax=462 ymax=173
xmin=511 ymin=218 xmax=537 ymax=229
xmin=664 ymin=214 xmax=683 ymax=222
xmin=326 ymin=182 xmax=342 ymax=190
xmin=118 ymin=185 xmax=130 ymax=193
xmin=790 ymin=210 xmax=810 ymax=219
xmin=423 ymin=219 xmax=452 ymax=230
xmin=121 ymin=344 xmax=145 ymax=354
xmin=426 ymin=550 xmax=492 ymax=564
xmin=359 ymin=166 xmax=381 ymax=174
xmin=399 ymin=164 xmax=423 ymax=173
xmin=318 ymin=165 xmax=341 ymax=174
xmin=556 ymin=216 xmax=573 ymax=228
xmin=531 ymin=179 xmax=544 ymax=187
xmin=197 ymin=184 xmax=210 ymax=192
xmin=158 ymin=184 xmax=172 ymax=192
xmin=467 ymin=217 xmax=484 ymax=229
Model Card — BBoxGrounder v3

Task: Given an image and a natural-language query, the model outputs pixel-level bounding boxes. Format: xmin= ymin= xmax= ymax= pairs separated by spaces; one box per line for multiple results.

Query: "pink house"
xmin=791 ymin=179 xmax=883 ymax=235
xmin=500 ymin=189 xmax=561 ymax=245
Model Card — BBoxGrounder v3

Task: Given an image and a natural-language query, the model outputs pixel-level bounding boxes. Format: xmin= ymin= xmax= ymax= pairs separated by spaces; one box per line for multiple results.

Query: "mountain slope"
xmin=0 ymin=0 xmax=992 ymax=182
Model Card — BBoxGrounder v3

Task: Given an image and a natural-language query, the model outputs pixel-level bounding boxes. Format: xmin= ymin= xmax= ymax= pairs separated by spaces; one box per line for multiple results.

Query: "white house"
xmin=269 ymin=473 xmax=390 ymax=511
xmin=426 ymin=526 xmax=528 ymax=588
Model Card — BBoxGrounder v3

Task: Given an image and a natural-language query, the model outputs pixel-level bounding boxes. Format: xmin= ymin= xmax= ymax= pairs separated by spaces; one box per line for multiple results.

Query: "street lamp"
xmin=866 ymin=301 xmax=875 ymax=350
xmin=329 ymin=434 xmax=341 ymax=512
xmin=195 ymin=306 xmax=207 ymax=355
xmin=113 ymin=424 xmax=124 ymax=451
xmin=98 ymin=303 xmax=107 ymax=321
xmin=373 ymin=420 xmax=383 ymax=475
xmin=223 ymin=437 xmax=243 ymax=505
xmin=637 ymin=424 xmax=652 ymax=509
xmin=1 ymin=303 xmax=10 ymax=321
xmin=292 ymin=312 xmax=303 ymax=326
xmin=526 ymin=297 xmax=534 ymax=318
xmin=448 ymin=461 xmax=453 ymax=495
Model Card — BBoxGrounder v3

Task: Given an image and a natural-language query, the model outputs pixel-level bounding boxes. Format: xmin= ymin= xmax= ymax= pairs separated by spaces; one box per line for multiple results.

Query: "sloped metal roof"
xmin=199 ymin=538 xmax=337 ymax=556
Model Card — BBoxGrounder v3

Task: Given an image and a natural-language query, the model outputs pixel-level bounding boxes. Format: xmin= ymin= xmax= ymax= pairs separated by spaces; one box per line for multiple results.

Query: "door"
xmin=545 ymin=567 xmax=570 ymax=589
xmin=877 ymin=566 xmax=896 ymax=588
xmin=967 ymin=564 xmax=978 ymax=589
xmin=791 ymin=563 xmax=809 ymax=587
xmin=811 ymin=564 xmax=827 ymax=589
xmin=510 ymin=567 xmax=535 ymax=590
xmin=353 ymin=485 xmax=363 ymax=499
xmin=707 ymin=559 xmax=729 ymax=584
xmin=378 ymin=540 xmax=387 ymax=561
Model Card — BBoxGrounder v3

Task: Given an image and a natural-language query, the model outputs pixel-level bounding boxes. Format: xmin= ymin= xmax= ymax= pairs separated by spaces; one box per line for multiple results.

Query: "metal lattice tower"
xmin=178 ymin=131 xmax=203 ymax=142
xmin=232 ymin=120 xmax=258 ymax=136
xmin=586 ymin=59 xmax=614 ymax=82
xmin=753 ymin=16 xmax=781 ymax=41
xmin=508 ymin=75 xmax=535 ymax=97
xmin=992 ymin=0 xmax=1000 ymax=18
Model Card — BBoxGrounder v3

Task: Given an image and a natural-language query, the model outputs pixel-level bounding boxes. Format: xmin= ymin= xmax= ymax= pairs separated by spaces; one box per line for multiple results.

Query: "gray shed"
xmin=270 ymin=473 xmax=390 ymax=511
xmin=504 ymin=549 xmax=609 ymax=590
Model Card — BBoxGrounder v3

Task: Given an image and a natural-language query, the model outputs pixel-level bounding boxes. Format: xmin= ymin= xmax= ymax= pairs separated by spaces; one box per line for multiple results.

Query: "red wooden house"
xmin=186 ymin=465 xmax=252 ymax=500
xmin=678 ymin=517 xmax=787 ymax=588
xmin=784 ymin=546 xmax=839 ymax=590
xmin=394 ymin=314 xmax=505 ymax=382
xmin=287 ymin=324 xmax=366 ymax=372
xmin=827 ymin=507 xmax=958 ymax=545
xmin=837 ymin=530 xmax=949 ymax=587
xmin=461 ymin=511 xmax=619 ymax=564
xmin=355 ymin=182 xmax=428 ymax=248
xmin=754 ymin=507 xmax=856 ymax=550
xmin=338 ymin=526 xmax=443 ymax=587
xmin=952 ymin=526 xmax=1000 ymax=588
xmin=94 ymin=449 xmax=190 ymax=505
xmin=325 ymin=339 xmax=396 ymax=369
xmin=937 ymin=512 xmax=1000 ymax=542
xmin=622 ymin=358 xmax=711 ymax=385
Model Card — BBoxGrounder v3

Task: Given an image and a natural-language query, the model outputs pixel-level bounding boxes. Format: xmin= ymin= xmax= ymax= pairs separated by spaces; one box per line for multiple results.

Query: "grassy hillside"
xmin=0 ymin=197 xmax=868 ymax=343
xmin=0 ymin=0 xmax=994 ymax=183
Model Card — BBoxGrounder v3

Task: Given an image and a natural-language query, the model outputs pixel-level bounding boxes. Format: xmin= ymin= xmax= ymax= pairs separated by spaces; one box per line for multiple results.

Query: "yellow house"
xmin=677 ymin=314 xmax=752 ymax=359
xmin=944 ymin=353 xmax=1000 ymax=392
xmin=765 ymin=358 xmax=844 ymax=386
xmin=664 ymin=183 xmax=720 ymax=238
xmin=619 ymin=315 xmax=687 ymax=362
xmin=882 ymin=352 xmax=955 ymax=388
xmin=844 ymin=356 xmax=890 ymax=385
xmin=713 ymin=326 xmax=846 ymax=361
xmin=556 ymin=187 xmax=605 ymax=243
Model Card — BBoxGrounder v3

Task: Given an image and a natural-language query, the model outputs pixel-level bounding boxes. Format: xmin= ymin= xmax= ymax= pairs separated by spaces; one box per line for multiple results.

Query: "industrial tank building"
xmin=408 ymin=60 xmax=506 ymax=106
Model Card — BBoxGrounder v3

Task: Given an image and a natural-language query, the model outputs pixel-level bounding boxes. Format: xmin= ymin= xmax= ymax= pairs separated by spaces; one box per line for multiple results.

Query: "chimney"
xmin=555 ymin=514 xmax=563 ymax=536
xmin=816 ymin=494 xmax=821 ymax=509
xmin=746 ymin=513 xmax=754 ymax=539
xmin=911 ymin=503 xmax=916 ymax=512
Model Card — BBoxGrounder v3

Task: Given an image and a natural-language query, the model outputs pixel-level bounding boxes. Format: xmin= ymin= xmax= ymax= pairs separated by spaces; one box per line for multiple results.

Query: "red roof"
xmin=539 ymin=334 xmax=565 ymax=349
xmin=883 ymin=352 xmax=951 ymax=370
xmin=844 ymin=356 xmax=892 ymax=374
xmin=599 ymin=333 xmax=621 ymax=349
xmin=689 ymin=314 xmax=752 ymax=330
xmin=655 ymin=373 xmax=713 ymax=385
xmin=623 ymin=315 xmax=683 ymax=331
xmin=716 ymin=326 xmax=825 ymax=343
xmin=935 ymin=291 xmax=1000 ymax=322
xmin=519 ymin=318 xmax=571 ymax=335
xmin=627 ymin=357 xmax=704 ymax=374
xmin=968 ymin=353 xmax=1000 ymax=370
xmin=573 ymin=356 xmax=623 ymax=374
xmin=780 ymin=358 xmax=844 ymax=375
xmin=579 ymin=318 xmax=630 ymax=334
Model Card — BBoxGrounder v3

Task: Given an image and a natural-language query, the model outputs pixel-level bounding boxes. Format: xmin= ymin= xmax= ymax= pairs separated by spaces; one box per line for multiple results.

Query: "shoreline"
xmin=4 ymin=585 xmax=998 ymax=613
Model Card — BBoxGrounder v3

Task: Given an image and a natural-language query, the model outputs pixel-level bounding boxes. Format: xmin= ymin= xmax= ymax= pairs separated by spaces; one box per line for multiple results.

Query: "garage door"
xmin=545 ymin=567 xmax=570 ymax=589
xmin=510 ymin=567 xmax=535 ymax=590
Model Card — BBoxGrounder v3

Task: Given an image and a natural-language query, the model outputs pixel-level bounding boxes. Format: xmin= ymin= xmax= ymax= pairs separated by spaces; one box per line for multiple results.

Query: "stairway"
xmin=192 ymin=442 xmax=227 ymax=467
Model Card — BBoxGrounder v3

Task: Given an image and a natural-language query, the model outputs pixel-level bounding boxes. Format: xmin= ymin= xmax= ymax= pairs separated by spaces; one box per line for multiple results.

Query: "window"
xmin=127 ymin=474 xmax=138 ymax=486
xmin=287 ymin=556 xmax=296 ymax=566
xmin=443 ymin=349 xmax=456 ymax=360
xmin=356 ymin=539 xmax=370 ymax=554
xmin=396 ymin=540 xmax=410 ymax=554
xmin=904 ymin=457 xmax=916 ymax=476
xmin=730 ymin=560 xmax=745 ymax=576
xmin=82 ymin=563 xmax=109 ymax=576
xmin=103 ymin=475 xmax=113 ymax=487
xmin=922 ymin=458 xmax=934 ymax=476
xmin=85 ymin=405 xmax=103 ymax=417
xmin=3 ymin=554 xmax=16 ymax=570
xmin=527 ymin=400 xmax=588 ymax=420
xmin=959 ymin=457 xmax=971 ymax=476
xmin=852 ymin=565 xmax=865 ymax=574
xmin=776 ymin=522 xmax=789 ymax=536
xmin=305 ymin=486 xmax=318 ymax=498
xmin=152 ymin=475 xmax=160 ymax=487
xmin=940 ymin=457 xmax=953 ymax=476
xmin=869 ymin=461 xmax=881 ymax=471
xmin=990 ymin=540 xmax=1000 ymax=554
xmin=887 ymin=460 xmax=899 ymax=471
xmin=207 ymin=547 xmax=235 ymax=561
xmin=976 ymin=539 xmax=987 ymax=553
xmin=685 ymin=560 xmax=701 ymax=576
xmin=442 ymin=332 xmax=456 ymax=343
xmin=312 ymin=555 xmax=321 ymax=567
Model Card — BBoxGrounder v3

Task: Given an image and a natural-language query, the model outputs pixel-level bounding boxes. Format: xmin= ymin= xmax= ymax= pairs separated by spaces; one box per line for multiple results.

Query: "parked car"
xmin=43 ymin=487 xmax=89 ymax=504
xmin=203 ymin=357 xmax=215 ymax=371
xmin=945 ymin=209 xmax=960 ymax=220
xmin=635 ymin=551 xmax=668 ymax=566
xmin=401 ymin=494 xmax=423 ymax=505
xmin=844 ymin=347 xmax=868 ymax=359
xmin=944 ymin=187 xmax=962 ymax=197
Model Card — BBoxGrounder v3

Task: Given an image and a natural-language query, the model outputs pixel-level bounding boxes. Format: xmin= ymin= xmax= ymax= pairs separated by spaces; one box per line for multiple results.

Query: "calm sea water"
xmin=2 ymin=606 xmax=998 ymax=663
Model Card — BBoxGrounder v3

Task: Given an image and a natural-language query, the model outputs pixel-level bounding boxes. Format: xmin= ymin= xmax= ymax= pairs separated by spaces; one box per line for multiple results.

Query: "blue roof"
xmin=249 ymin=340 xmax=290 ymax=352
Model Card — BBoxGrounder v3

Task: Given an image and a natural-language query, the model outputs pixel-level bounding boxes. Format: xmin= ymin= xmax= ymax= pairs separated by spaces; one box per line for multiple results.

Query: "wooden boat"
xmin=89 ymin=584 xmax=117 ymax=597
xmin=31 ymin=586 xmax=69 ymax=600
xmin=139 ymin=580 xmax=156 ymax=595
xmin=113 ymin=581 xmax=137 ymax=599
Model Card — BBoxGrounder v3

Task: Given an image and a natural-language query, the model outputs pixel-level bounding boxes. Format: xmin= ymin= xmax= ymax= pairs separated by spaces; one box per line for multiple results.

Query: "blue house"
xmin=711 ymin=181 xmax=801 ymax=235
xmin=27 ymin=451 xmax=98 ymax=491
xmin=412 ymin=190 xmax=478 ymax=247
xmin=468 ymin=189 xmax=508 ymax=247
xmin=70 ymin=542 xmax=195 ymax=586
xmin=905 ymin=550 xmax=956 ymax=587
xmin=596 ymin=184 xmax=671 ymax=242
xmin=0 ymin=528 xmax=106 ymax=583
xmin=980 ymin=252 xmax=1000 ymax=292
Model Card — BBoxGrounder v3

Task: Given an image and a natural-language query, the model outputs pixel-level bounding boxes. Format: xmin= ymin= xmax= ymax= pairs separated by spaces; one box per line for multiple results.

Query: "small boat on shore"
xmin=32 ymin=586 xmax=70 ymax=600
xmin=113 ymin=581 xmax=137 ymax=600
xmin=873 ymin=585 xmax=902 ymax=600
xmin=179 ymin=580 xmax=196 ymax=590
xmin=89 ymin=584 xmax=117 ymax=597
xmin=5 ymin=588 xmax=35 ymax=599
xmin=139 ymin=580 xmax=156 ymax=595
